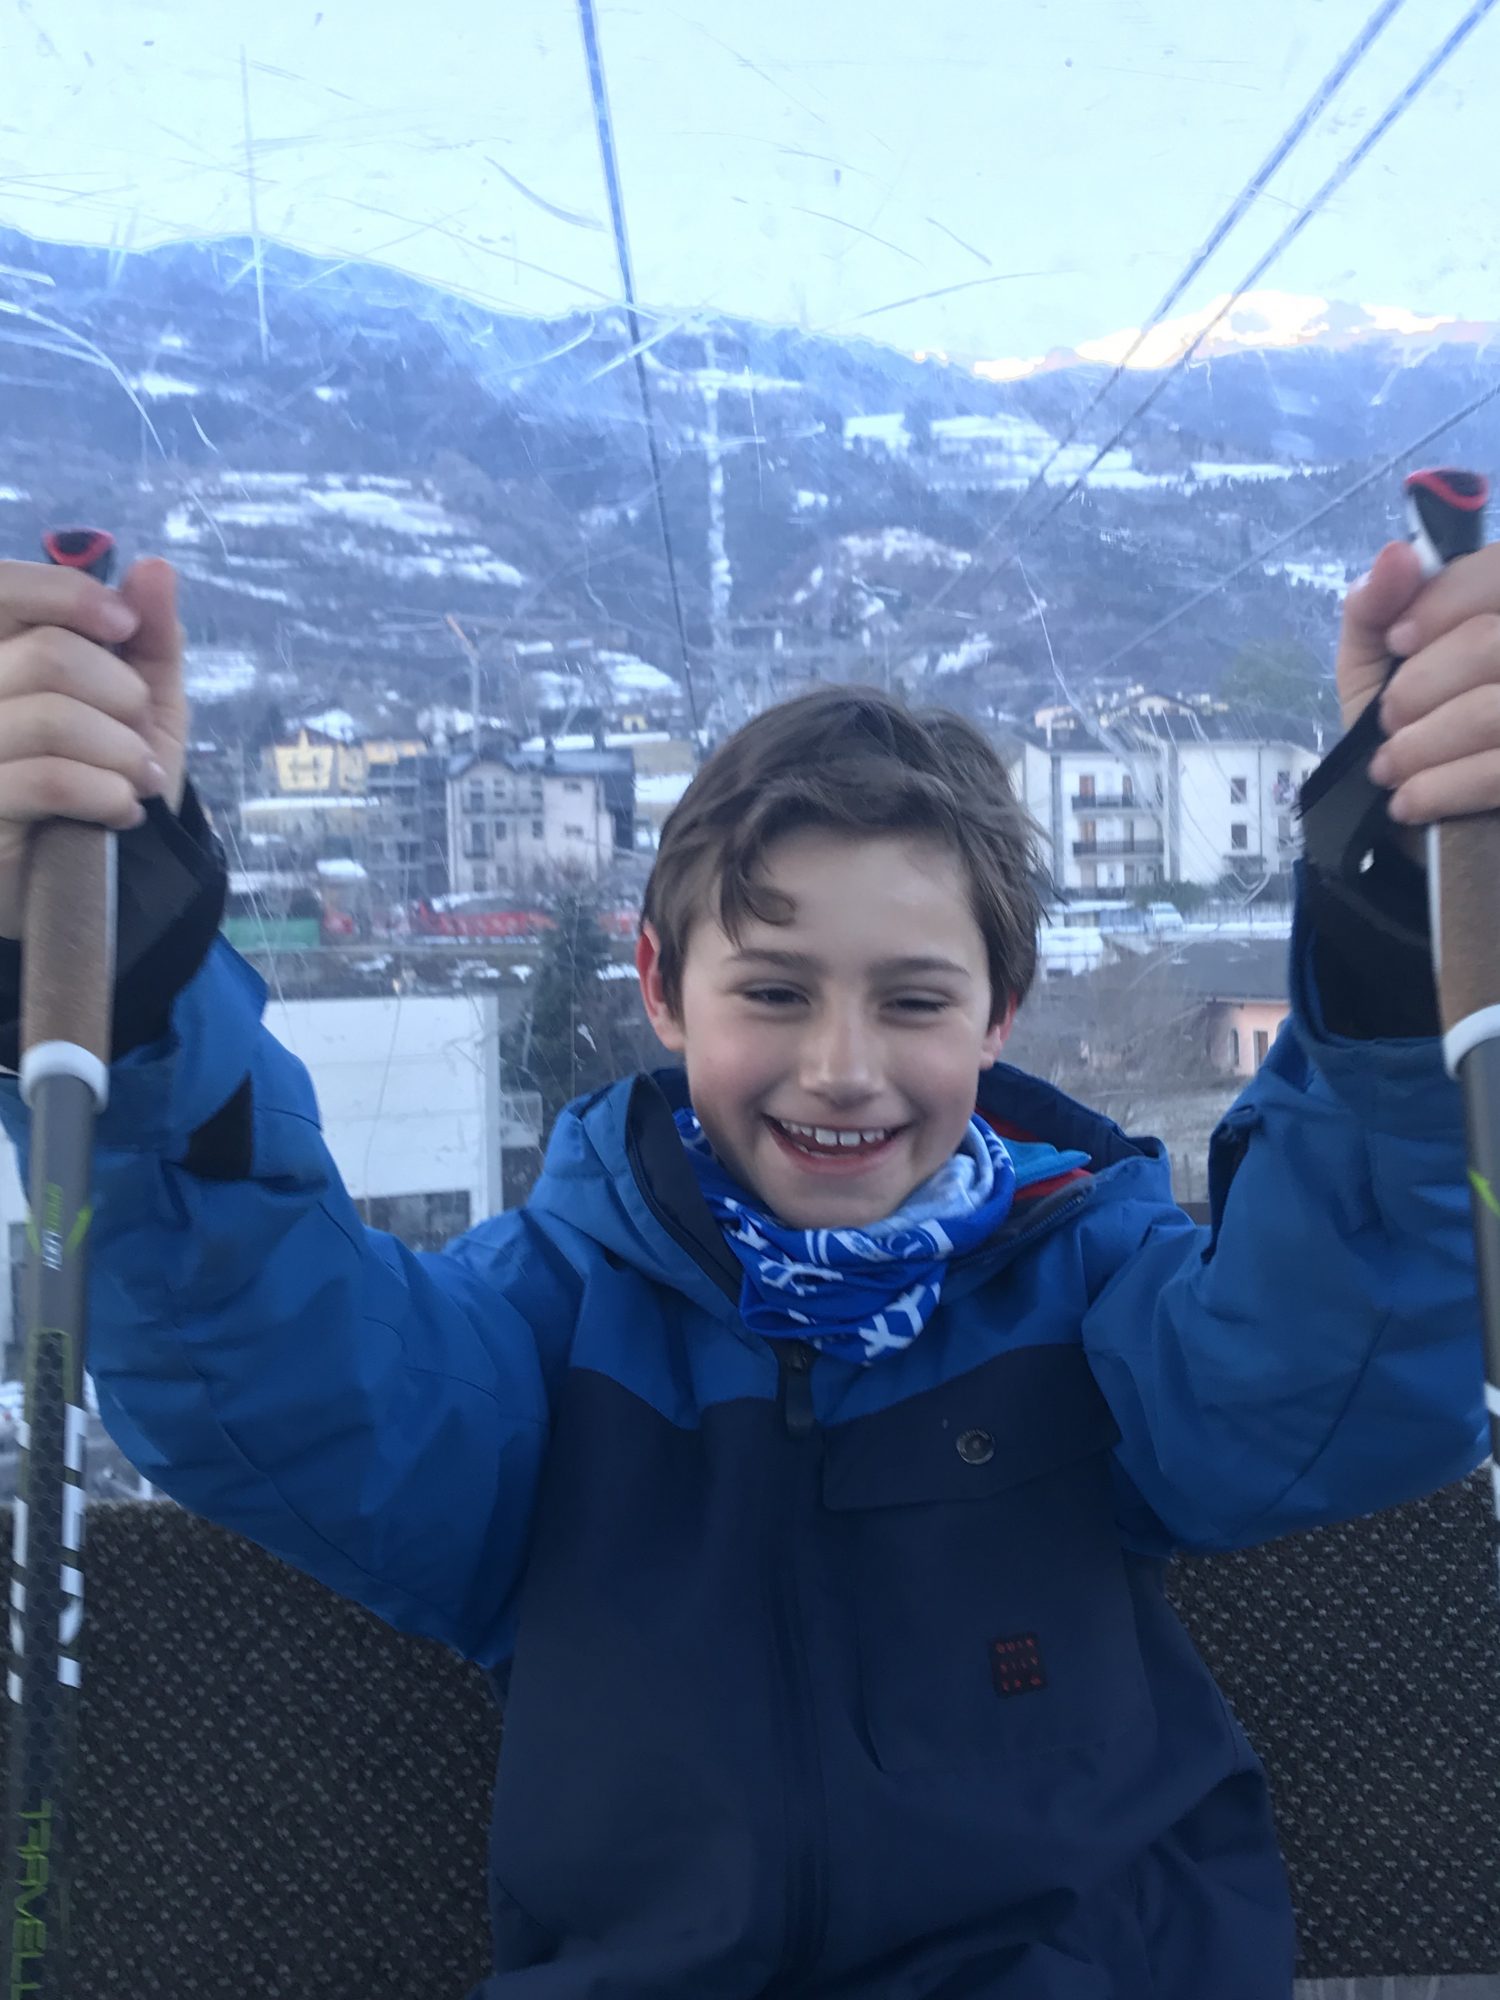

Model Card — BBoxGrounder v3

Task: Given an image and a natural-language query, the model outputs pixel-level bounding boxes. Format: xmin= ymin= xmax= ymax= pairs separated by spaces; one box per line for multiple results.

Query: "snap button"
xmin=956 ymin=1428 xmax=994 ymax=1466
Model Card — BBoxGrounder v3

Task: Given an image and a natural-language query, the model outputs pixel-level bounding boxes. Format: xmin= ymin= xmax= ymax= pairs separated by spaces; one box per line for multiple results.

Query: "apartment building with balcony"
xmin=1005 ymin=694 xmax=1323 ymax=893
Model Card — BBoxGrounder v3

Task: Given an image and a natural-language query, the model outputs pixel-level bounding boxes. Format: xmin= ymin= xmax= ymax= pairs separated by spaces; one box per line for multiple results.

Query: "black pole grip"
xmin=1406 ymin=467 xmax=1487 ymax=569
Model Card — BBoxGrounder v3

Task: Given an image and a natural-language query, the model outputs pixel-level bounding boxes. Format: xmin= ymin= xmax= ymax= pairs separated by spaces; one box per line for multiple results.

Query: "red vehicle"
xmin=410 ymin=904 xmax=556 ymax=940
xmin=409 ymin=903 xmax=639 ymax=942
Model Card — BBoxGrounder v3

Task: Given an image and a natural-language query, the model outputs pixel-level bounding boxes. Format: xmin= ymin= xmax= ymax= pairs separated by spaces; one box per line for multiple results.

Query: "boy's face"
xmin=639 ymin=828 xmax=1013 ymax=1229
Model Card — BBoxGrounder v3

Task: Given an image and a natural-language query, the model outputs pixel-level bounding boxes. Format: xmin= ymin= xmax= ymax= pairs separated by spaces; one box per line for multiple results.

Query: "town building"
xmin=1172 ymin=938 xmax=1291 ymax=1076
xmin=446 ymin=742 xmax=636 ymax=897
xmin=0 ymin=993 xmax=543 ymax=1376
xmin=269 ymin=723 xmax=428 ymax=797
xmin=1005 ymin=694 xmax=1323 ymax=893
xmin=364 ymin=750 xmax=450 ymax=905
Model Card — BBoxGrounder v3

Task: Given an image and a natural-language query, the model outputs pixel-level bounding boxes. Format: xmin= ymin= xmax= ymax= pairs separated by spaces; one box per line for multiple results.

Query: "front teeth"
xmin=780 ymin=1121 xmax=892 ymax=1147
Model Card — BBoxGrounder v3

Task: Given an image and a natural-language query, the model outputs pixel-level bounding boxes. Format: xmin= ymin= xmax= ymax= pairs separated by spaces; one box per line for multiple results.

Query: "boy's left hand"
xmin=1337 ymin=538 xmax=1500 ymax=839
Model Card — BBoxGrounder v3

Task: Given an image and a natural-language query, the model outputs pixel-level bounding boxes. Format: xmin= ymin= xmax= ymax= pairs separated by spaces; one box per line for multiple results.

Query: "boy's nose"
xmin=800 ymin=1006 xmax=881 ymax=1101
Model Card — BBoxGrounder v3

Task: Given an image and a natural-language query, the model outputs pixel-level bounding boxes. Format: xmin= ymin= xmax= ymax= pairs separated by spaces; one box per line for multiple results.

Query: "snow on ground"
xmin=364 ymin=547 xmax=524 ymax=585
xmin=636 ymin=772 xmax=694 ymax=808
xmin=184 ymin=647 xmax=259 ymax=699
xmin=164 ymin=474 xmax=522 ymax=557
xmin=1264 ymin=559 xmax=1349 ymax=593
xmin=295 ymin=708 xmax=360 ymax=742
xmin=650 ymin=360 xmax=801 ymax=393
xmin=241 ymin=795 xmax=376 ymax=813
xmin=308 ymin=487 xmax=460 ymax=534
xmin=1078 ymin=462 xmax=1167 ymax=490
xmin=794 ymin=490 xmax=830 ymax=512
xmin=521 ymin=731 xmax=673 ymax=751
xmin=844 ymin=413 xmax=909 ymax=450
xmin=174 ymin=559 xmax=294 ymax=603
xmin=1191 ymin=461 xmax=1299 ymax=483
xmin=598 ymin=651 xmax=676 ymax=695
xmin=934 ymin=633 xmax=992 ymax=675
xmin=529 ymin=670 xmax=583 ymax=706
xmin=163 ymin=475 xmax=525 ymax=583
xmin=933 ymin=412 xmax=1055 ymax=454
xmin=1043 ymin=443 xmax=1150 ymax=486
xmin=842 ymin=529 xmax=972 ymax=568
xmin=132 ymin=372 xmax=201 ymax=397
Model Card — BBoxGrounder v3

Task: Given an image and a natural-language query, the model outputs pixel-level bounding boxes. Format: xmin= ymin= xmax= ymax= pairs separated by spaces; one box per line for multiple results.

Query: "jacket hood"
xmin=524 ymin=1064 xmax=1175 ymax=1309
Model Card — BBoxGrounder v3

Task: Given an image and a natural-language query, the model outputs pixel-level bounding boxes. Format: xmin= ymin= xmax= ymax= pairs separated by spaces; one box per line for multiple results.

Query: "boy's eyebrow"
xmin=728 ymin=947 xmax=973 ymax=979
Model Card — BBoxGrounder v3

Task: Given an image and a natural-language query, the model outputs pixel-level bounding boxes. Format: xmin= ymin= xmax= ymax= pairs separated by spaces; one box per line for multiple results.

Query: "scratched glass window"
xmin=0 ymin=2 xmax=1496 ymax=1479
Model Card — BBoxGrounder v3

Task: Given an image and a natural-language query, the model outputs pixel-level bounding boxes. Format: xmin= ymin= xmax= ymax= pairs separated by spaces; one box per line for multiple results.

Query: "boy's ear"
xmin=979 ymin=993 xmax=1018 ymax=1070
xmin=636 ymin=923 xmax=687 ymax=1053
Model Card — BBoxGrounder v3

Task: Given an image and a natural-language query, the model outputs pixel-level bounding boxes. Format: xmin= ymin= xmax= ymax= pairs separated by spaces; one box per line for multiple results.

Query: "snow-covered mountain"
xmin=973 ymin=288 xmax=1497 ymax=381
xmin=1 ymin=227 xmax=1496 ymax=736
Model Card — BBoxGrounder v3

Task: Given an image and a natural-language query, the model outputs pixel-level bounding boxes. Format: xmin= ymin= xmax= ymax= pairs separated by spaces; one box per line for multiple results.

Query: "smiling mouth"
xmin=767 ymin=1117 xmax=903 ymax=1159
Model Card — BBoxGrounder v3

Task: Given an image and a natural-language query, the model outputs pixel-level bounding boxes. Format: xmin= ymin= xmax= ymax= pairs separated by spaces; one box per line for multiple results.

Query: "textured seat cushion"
xmin=2 ymin=1472 xmax=1497 ymax=1996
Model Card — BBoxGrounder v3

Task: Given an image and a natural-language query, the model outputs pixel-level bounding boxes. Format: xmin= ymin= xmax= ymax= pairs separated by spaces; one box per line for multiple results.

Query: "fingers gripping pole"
xmin=1405 ymin=472 xmax=1500 ymax=1621
xmin=4 ymin=527 xmax=119 ymax=1997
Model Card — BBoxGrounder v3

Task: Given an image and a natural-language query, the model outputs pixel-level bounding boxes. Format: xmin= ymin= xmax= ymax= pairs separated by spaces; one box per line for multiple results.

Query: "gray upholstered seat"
xmin=3 ymin=1472 xmax=1497 ymax=1999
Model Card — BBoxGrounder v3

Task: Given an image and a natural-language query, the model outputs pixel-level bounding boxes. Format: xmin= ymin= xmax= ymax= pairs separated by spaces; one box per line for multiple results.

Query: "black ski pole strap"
xmin=1295 ymin=705 xmax=1442 ymax=1039
xmin=1298 ymin=699 xmax=1432 ymax=955
xmin=1298 ymin=695 xmax=1395 ymax=879
xmin=0 ymin=780 xmax=227 ymax=1073
xmin=1300 ymin=848 xmax=1439 ymax=1040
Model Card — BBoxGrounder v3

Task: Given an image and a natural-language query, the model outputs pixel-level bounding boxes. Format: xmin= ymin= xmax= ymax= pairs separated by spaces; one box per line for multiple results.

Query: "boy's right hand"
xmin=0 ymin=555 xmax=188 ymax=940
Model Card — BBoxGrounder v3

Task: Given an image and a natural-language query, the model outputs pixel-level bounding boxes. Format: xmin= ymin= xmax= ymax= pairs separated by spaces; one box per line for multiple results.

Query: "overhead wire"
xmin=906 ymin=0 xmax=1499 ymax=653
xmin=979 ymin=0 xmax=1410 ymax=552
xmin=575 ymin=0 xmax=703 ymax=732
xmin=1048 ymin=365 xmax=1500 ymax=886
xmin=979 ymin=1 xmax=1498 ymax=912
xmin=1001 ymin=0 xmax=1499 ymax=563
xmin=1088 ymin=370 xmax=1500 ymax=681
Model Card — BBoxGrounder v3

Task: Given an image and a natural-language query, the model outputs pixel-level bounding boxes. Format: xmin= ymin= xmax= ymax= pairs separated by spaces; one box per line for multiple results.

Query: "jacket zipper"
xmin=767 ymin=1339 xmax=827 ymax=1987
xmin=942 ymin=1182 xmax=1097 ymax=1295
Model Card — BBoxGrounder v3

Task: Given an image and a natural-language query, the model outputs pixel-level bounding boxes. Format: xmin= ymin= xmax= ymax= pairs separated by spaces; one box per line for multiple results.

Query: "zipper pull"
xmin=777 ymin=1340 xmax=817 ymax=1438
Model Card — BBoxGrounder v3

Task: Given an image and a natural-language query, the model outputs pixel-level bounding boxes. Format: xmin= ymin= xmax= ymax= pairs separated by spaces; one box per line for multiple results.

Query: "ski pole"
xmin=1397 ymin=472 xmax=1500 ymax=1590
xmin=3 ymin=527 xmax=119 ymax=1999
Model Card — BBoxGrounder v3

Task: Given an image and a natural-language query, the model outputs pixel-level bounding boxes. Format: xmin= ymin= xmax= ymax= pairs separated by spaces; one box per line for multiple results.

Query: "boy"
xmin=0 ymin=534 xmax=1496 ymax=1999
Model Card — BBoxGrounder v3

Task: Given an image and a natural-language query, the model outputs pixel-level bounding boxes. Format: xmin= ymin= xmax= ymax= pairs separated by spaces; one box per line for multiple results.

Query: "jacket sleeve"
xmin=1081 ymin=878 xmax=1487 ymax=1557
xmin=0 ymin=936 xmax=572 ymax=1668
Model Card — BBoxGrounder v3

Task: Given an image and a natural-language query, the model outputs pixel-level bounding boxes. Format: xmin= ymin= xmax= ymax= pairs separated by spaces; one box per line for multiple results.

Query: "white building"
xmin=0 ymin=993 xmax=542 ymax=1373
xmin=447 ymin=744 xmax=635 ymax=897
xmin=1006 ymin=695 xmax=1323 ymax=893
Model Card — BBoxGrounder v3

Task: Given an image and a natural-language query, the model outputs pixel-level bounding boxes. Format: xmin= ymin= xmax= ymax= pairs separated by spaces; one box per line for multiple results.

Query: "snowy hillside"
xmin=1 ymin=224 xmax=1496 ymax=736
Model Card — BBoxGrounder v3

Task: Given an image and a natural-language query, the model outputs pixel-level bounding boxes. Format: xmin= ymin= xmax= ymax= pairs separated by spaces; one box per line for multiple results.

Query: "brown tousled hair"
xmin=641 ymin=686 xmax=1046 ymax=1020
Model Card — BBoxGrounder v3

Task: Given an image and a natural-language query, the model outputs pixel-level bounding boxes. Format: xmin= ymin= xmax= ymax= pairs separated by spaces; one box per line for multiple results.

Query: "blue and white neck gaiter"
xmin=674 ymin=1108 xmax=1017 ymax=1365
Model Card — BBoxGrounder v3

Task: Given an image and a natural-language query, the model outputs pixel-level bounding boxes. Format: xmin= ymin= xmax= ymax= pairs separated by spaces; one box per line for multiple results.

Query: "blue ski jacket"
xmin=0 ymin=893 xmax=1486 ymax=1999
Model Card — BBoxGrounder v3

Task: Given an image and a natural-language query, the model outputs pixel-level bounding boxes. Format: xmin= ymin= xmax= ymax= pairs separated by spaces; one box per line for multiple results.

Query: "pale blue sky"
xmin=1 ymin=0 xmax=1496 ymax=359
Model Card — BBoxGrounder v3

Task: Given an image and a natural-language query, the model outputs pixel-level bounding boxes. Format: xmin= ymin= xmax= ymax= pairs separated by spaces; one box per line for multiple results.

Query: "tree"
xmin=1128 ymin=878 xmax=1210 ymax=915
xmin=904 ymin=401 xmax=935 ymax=453
xmin=514 ymin=889 xmax=620 ymax=1138
xmin=1220 ymin=638 xmax=1338 ymax=728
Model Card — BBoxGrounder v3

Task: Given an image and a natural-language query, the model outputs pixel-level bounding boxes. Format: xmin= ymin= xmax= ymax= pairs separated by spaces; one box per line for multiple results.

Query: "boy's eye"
xmin=743 ymin=985 xmax=804 ymax=1007
xmin=889 ymin=995 xmax=951 ymax=1015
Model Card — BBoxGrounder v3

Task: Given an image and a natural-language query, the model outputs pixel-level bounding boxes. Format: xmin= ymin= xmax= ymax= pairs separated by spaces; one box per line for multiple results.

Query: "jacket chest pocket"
xmin=821 ymin=1345 xmax=1154 ymax=1776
